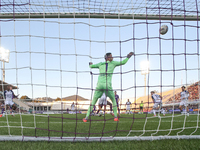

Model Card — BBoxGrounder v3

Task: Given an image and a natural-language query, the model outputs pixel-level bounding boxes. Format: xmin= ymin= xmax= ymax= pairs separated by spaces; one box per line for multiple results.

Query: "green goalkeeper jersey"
xmin=89 ymin=58 xmax=129 ymax=84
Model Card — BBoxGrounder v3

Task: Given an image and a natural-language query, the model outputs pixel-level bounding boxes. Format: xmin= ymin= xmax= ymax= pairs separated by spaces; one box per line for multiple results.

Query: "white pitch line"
xmin=0 ymin=120 xmax=200 ymax=124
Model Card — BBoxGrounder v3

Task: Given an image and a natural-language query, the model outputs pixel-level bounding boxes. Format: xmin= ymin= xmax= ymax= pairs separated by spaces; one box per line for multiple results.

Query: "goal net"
xmin=0 ymin=0 xmax=200 ymax=141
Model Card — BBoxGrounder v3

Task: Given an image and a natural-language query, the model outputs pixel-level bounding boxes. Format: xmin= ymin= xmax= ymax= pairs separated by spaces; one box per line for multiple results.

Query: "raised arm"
xmin=11 ymin=90 xmax=18 ymax=99
xmin=89 ymin=62 xmax=102 ymax=68
xmin=114 ymin=52 xmax=134 ymax=66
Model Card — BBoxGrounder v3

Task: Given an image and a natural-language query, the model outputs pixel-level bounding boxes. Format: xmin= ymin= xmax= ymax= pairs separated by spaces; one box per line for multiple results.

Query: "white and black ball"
xmin=160 ymin=25 xmax=168 ymax=35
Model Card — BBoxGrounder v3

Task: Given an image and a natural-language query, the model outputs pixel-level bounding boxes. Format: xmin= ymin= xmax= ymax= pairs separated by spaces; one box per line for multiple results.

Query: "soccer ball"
xmin=160 ymin=25 xmax=168 ymax=35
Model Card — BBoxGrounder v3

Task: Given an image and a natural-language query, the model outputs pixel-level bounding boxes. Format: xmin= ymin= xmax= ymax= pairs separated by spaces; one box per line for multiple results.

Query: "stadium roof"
xmin=0 ymin=80 xmax=18 ymax=91
xmin=62 ymin=95 xmax=89 ymax=101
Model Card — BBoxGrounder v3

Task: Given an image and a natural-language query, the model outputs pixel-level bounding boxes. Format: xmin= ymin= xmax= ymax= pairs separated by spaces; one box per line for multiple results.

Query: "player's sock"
xmin=153 ymin=110 xmax=156 ymax=116
xmin=113 ymin=106 xmax=118 ymax=118
xmin=118 ymin=108 xmax=120 ymax=115
xmin=162 ymin=109 xmax=165 ymax=116
xmin=96 ymin=110 xmax=100 ymax=114
xmin=86 ymin=104 xmax=95 ymax=118
xmin=3 ymin=111 xmax=5 ymax=117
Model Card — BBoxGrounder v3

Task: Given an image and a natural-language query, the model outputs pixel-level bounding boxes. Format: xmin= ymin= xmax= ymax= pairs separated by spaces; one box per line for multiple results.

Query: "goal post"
xmin=0 ymin=13 xmax=200 ymax=20
xmin=0 ymin=0 xmax=200 ymax=142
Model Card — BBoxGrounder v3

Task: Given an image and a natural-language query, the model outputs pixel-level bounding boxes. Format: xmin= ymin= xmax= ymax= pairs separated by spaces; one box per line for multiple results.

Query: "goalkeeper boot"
xmin=83 ymin=118 xmax=87 ymax=122
xmin=114 ymin=117 xmax=119 ymax=121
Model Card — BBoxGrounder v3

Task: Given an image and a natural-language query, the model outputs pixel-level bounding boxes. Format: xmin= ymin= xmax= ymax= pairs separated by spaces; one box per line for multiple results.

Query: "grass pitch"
xmin=0 ymin=113 xmax=200 ymax=149
xmin=0 ymin=113 xmax=200 ymax=137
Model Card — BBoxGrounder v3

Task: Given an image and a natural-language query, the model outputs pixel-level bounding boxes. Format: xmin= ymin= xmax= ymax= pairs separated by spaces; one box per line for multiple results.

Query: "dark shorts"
xmin=140 ymin=106 xmax=143 ymax=110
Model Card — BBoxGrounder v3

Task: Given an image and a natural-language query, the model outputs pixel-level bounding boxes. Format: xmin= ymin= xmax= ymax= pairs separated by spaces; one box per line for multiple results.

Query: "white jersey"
xmin=152 ymin=94 xmax=162 ymax=109
xmin=126 ymin=101 xmax=131 ymax=110
xmin=180 ymin=90 xmax=189 ymax=100
xmin=5 ymin=90 xmax=13 ymax=101
xmin=71 ymin=104 xmax=75 ymax=110
xmin=151 ymin=94 xmax=161 ymax=103
xmin=99 ymin=93 xmax=107 ymax=105
xmin=180 ymin=90 xmax=189 ymax=106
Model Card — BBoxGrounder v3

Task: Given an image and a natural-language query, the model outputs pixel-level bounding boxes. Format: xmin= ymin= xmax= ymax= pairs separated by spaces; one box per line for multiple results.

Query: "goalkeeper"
xmin=83 ymin=52 xmax=133 ymax=122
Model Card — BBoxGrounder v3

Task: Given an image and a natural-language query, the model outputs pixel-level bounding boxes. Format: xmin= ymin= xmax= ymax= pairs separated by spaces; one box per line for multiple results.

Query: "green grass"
xmin=0 ymin=113 xmax=200 ymax=149
xmin=1 ymin=139 xmax=200 ymax=150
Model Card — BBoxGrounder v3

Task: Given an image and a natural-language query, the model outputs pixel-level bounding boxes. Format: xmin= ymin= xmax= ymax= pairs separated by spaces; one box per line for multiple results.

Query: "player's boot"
xmin=83 ymin=118 xmax=87 ymax=122
xmin=110 ymin=113 xmax=114 ymax=116
xmin=114 ymin=117 xmax=119 ymax=121
xmin=11 ymin=112 xmax=15 ymax=117
xmin=0 ymin=114 xmax=2 ymax=117
xmin=154 ymin=114 xmax=156 ymax=117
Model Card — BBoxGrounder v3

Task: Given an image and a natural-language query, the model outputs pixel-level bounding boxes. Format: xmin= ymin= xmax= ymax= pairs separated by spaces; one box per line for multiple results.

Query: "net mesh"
xmin=0 ymin=0 xmax=198 ymax=15
xmin=0 ymin=0 xmax=199 ymax=141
